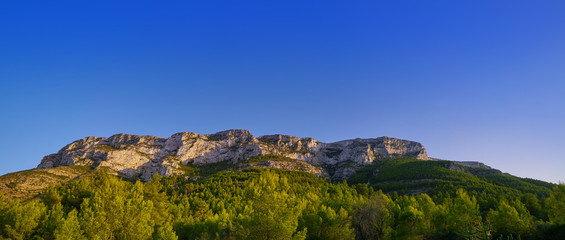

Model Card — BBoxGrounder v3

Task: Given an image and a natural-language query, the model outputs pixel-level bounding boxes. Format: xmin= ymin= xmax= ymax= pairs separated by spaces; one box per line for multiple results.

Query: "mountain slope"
xmin=0 ymin=166 xmax=93 ymax=201
xmin=0 ymin=130 xmax=561 ymax=239
xmin=347 ymin=158 xmax=553 ymax=199
xmin=1 ymin=165 xmax=562 ymax=240
xmin=35 ymin=129 xmax=429 ymax=181
xmin=2 ymin=129 xmax=555 ymax=203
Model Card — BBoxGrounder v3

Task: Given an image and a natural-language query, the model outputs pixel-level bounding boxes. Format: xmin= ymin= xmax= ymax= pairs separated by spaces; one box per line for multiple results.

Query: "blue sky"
xmin=1 ymin=1 xmax=564 ymax=183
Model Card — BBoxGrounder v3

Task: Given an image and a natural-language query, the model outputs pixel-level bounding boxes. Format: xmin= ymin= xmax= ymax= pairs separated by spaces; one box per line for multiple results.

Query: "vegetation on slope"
xmin=0 ymin=166 xmax=564 ymax=240
xmin=0 ymin=166 xmax=93 ymax=201
xmin=348 ymin=159 xmax=553 ymax=198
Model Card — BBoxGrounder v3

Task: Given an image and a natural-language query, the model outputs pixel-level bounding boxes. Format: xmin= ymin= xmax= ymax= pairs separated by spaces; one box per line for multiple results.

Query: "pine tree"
xmin=235 ymin=171 xmax=306 ymax=240
xmin=351 ymin=191 xmax=394 ymax=240
xmin=545 ymin=184 xmax=565 ymax=224
xmin=152 ymin=222 xmax=178 ymax=240
xmin=488 ymin=200 xmax=534 ymax=236
xmin=54 ymin=209 xmax=86 ymax=240
xmin=1 ymin=199 xmax=46 ymax=240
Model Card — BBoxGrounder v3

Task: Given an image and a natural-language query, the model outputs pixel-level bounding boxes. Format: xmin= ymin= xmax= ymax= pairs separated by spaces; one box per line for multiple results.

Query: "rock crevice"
xmin=37 ymin=130 xmax=430 ymax=181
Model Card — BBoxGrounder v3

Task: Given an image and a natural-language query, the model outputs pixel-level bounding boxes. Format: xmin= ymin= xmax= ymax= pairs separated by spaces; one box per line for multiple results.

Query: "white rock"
xmin=36 ymin=129 xmax=430 ymax=181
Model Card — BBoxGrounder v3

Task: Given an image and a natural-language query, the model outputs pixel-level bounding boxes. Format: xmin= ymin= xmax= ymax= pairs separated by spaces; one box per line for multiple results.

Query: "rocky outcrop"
xmin=37 ymin=129 xmax=431 ymax=181
xmin=242 ymin=156 xmax=328 ymax=179
xmin=453 ymin=161 xmax=502 ymax=175
xmin=455 ymin=161 xmax=492 ymax=169
xmin=314 ymin=137 xmax=429 ymax=179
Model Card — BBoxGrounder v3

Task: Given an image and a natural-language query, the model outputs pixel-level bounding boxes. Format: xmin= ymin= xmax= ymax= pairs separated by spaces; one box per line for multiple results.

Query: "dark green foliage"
xmin=351 ymin=191 xmax=394 ymax=240
xmin=350 ymin=159 xmax=552 ymax=194
xmin=458 ymin=221 xmax=492 ymax=240
xmin=480 ymin=174 xmax=552 ymax=197
xmin=7 ymin=181 xmax=18 ymax=188
xmin=0 ymin=194 xmax=47 ymax=240
xmin=244 ymin=154 xmax=297 ymax=163
xmin=488 ymin=199 xmax=535 ymax=237
xmin=54 ymin=209 xmax=86 ymax=240
xmin=152 ymin=222 xmax=178 ymax=240
xmin=92 ymin=144 xmax=120 ymax=152
xmin=347 ymin=163 xmax=381 ymax=185
xmin=0 ymin=164 xmax=563 ymax=239
xmin=545 ymin=185 xmax=565 ymax=224
xmin=186 ymin=160 xmax=237 ymax=177
xmin=349 ymin=158 xmax=554 ymax=219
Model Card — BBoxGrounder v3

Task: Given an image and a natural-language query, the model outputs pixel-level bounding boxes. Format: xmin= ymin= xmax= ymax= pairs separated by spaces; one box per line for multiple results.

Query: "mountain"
xmin=32 ymin=129 xmax=554 ymax=197
xmin=2 ymin=130 xmax=563 ymax=239
xmin=35 ymin=129 xmax=429 ymax=181
xmin=2 ymin=129 xmax=554 ymax=202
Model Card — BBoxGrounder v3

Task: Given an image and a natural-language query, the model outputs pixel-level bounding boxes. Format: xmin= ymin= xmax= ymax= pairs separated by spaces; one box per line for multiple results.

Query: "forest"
xmin=0 ymin=166 xmax=564 ymax=240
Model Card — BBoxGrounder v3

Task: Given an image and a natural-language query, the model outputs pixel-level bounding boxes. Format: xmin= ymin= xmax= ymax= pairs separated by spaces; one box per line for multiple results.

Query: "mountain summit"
xmin=36 ymin=129 xmax=429 ymax=181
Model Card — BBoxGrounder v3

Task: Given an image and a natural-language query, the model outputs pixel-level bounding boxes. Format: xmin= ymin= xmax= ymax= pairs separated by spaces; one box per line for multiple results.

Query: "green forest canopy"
xmin=0 ymin=162 xmax=564 ymax=240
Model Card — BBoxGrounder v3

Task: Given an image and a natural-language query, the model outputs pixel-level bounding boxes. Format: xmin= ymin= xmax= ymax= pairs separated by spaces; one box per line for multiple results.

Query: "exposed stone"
xmin=242 ymin=159 xmax=328 ymax=179
xmin=455 ymin=161 xmax=492 ymax=169
xmin=36 ymin=129 xmax=432 ymax=181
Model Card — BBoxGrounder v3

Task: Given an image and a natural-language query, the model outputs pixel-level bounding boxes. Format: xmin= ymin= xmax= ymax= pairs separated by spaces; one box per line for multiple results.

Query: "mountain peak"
xmin=206 ymin=129 xmax=257 ymax=143
xmin=37 ymin=129 xmax=430 ymax=181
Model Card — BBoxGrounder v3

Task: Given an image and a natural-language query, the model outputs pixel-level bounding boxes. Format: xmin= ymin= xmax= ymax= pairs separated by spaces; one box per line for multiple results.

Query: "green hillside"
xmin=348 ymin=158 xmax=553 ymax=198
xmin=1 ymin=159 xmax=564 ymax=239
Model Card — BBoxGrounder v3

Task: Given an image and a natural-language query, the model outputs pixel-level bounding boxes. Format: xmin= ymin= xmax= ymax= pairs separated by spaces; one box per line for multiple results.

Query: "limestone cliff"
xmin=37 ymin=129 xmax=430 ymax=181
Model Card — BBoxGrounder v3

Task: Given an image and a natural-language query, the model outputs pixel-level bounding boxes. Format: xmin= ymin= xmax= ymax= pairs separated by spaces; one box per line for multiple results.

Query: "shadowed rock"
xmin=37 ymin=129 xmax=431 ymax=181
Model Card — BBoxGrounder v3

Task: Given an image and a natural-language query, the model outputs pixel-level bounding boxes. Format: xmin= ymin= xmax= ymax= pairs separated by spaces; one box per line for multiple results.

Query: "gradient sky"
xmin=1 ymin=1 xmax=564 ymax=183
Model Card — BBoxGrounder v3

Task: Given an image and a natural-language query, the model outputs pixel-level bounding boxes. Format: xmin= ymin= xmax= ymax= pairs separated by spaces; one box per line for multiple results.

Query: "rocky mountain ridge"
xmin=37 ymin=129 xmax=430 ymax=181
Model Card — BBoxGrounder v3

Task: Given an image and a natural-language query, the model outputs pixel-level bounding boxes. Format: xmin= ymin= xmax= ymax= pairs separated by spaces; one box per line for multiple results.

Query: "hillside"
xmin=1 ymin=166 xmax=564 ymax=240
xmin=0 ymin=166 xmax=94 ymax=201
xmin=35 ymin=129 xmax=430 ymax=181
xmin=3 ymin=129 xmax=556 ymax=203
xmin=347 ymin=159 xmax=554 ymax=207
xmin=1 ymin=130 xmax=564 ymax=239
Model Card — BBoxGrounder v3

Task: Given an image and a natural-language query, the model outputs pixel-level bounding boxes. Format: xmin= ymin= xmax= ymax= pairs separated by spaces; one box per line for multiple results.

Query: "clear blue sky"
xmin=1 ymin=1 xmax=564 ymax=183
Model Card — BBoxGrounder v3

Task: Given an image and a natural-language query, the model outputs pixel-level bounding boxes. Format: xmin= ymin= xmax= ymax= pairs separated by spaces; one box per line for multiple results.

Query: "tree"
xmin=448 ymin=188 xmax=481 ymax=233
xmin=35 ymin=203 xmax=65 ymax=240
xmin=54 ymin=209 xmax=86 ymax=240
xmin=393 ymin=195 xmax=425 ymax=239
xmin=521 ymin=193 xmax=543 ymax=219
xmin=234 ymin=171 xmax=306 ymax=240
xmin=42 ymin=186 xmax=62 ymax=208
xmin=351 ymin=191 xmax=394 ymax=240
xmin=78 ymin=170 xmax=155 ymax=240
xmin=115 ymin=181 xmax=155 ymax=240
xmin=152 ymin=222 xmax=178 ymax=240
xmin=144 ymin=174 xmax=170 ymax=224
xmin=79 ymin=196 xmax=114 ymax=239
xmin=0 ymin=199 xmax=46 ymax=240
xmin=488 ymin=199 xmax=535 ymax=237
xmin=301 ymin=205 xmax=354 ymax=240
xmin=545 ymin=184 xmax=565 ymax=224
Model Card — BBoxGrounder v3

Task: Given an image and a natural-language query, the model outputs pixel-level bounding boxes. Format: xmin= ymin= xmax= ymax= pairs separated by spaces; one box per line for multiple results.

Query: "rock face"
xmin=37 ymin=129 xmax=430 ymax=181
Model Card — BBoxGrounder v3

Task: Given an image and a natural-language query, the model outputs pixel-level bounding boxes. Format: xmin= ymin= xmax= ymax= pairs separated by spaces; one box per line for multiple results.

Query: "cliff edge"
xmin=37 ymin=129 xmax=430 ymax=181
